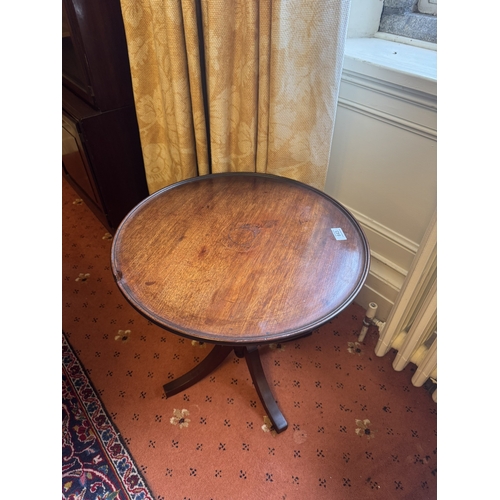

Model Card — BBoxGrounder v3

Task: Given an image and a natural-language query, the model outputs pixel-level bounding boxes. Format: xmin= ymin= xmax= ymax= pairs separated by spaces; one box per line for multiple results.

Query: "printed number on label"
xmin=331 ymin=228 xmax=347 ymax=240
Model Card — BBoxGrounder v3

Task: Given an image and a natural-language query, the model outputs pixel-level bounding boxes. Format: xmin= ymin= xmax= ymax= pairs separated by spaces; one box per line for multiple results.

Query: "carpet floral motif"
xmin=170 ymin=409 xmax=191 ymax=428
xmin=355 ymin=418 xmax=376 ymax=440
xmin=62 ymin=333 xmax=154 ymax=500
xmin=347 ymin=341 xmax=364 ymax=355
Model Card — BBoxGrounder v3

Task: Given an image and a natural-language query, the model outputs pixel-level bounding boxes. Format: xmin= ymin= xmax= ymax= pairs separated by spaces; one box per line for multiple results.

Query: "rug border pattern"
xmin=63 ymin=331 xmax=154 ymax=500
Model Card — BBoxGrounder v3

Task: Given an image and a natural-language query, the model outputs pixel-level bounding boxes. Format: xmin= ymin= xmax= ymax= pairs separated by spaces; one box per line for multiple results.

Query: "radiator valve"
xmin=358 ymin=302 xmax=379 ymax=342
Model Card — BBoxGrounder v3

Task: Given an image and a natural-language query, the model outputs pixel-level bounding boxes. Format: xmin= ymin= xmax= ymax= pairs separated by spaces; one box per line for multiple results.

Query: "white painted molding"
xmin=347 ymin=204 xmax=421 ymax=320
xmin=338 ymin=40 xmax=437 ymax=141
xmin=331 ymin=37 xmax=436 ymax=322
xmin=338 ymin=65 xmax=436 ymax=140
xmin=345 ymin=205 xmax=419 ymax=256
xmin=355 ymin=282 xmax=395 ymax=322
xmin=343 ymin=38 xmax=437 ymax=95
xmin=370 ymin=250 xmax=408 ymax=279
xmin=345 ymin=203 xmax=425 ymax=320
xmin=338 ymin=97 xmax=436 ymax=141
xmin=341 ymin=69 xmax=436 ymax=112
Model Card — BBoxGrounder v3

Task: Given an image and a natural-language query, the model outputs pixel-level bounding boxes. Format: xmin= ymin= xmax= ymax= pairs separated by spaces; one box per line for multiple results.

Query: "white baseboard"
xmin=354 ymin=283 xmax=394 ymax=322
xmin=348 ymin=205 xmax=418 ymax=321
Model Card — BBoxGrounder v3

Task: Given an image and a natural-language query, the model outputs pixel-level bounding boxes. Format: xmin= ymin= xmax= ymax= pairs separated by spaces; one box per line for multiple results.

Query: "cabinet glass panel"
xmin=62 ymin=1 xmax=90 ymax=93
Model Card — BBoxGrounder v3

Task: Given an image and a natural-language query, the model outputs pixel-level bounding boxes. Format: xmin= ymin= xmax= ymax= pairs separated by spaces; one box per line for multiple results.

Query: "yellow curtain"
xmin=120 ymin=0 xmax=350 ymax=193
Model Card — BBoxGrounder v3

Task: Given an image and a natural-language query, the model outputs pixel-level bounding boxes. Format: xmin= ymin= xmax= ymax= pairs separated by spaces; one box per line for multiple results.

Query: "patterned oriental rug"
xmin=62 ymin=177 xmax=437 ymax=499
xmin=63 ymin=332 xmax=154 ymax=500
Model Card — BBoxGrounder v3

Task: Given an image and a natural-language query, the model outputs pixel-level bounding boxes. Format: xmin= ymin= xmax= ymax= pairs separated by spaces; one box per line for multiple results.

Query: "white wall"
xmin=325 ymin=30 xmax=437 ymax=320
xmin=346 ymin=0 xmax=384 ymax=38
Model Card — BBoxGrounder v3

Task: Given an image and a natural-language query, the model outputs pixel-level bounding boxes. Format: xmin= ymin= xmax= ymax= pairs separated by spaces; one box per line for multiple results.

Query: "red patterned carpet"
xmin=62 ymin=177 xmax=437 ymax=499
xmin=63 ymin=332 xmax=154 ymax=499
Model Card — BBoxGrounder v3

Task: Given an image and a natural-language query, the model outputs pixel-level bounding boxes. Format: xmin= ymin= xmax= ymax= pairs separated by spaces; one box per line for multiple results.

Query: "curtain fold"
xmin=119 ymin=0 xmax=209 ymax=193
xmin=120 ymin=0 xmax=350 ymax=193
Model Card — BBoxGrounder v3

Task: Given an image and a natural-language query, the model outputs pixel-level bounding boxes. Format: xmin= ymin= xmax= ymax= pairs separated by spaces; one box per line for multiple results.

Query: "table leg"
xmin=163 ymin=344 xmax=233 ymax=398
xmin=244 ymin=345 xmax=288 ymax=434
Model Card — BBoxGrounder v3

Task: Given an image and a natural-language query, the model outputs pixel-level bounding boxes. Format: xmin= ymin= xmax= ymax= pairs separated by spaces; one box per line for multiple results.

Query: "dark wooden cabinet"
xmin=62 ymin=0 xmax=149 ymax=231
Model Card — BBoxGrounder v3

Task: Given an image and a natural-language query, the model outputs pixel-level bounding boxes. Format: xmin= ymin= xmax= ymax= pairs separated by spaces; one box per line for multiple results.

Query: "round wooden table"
xmin=111 ymin=173 xmax=370 ymax=433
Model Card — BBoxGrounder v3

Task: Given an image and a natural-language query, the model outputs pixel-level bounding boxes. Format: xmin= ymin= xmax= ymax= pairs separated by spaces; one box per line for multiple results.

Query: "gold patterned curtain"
xmin=120 ymin=0 xmax=350 ymax=194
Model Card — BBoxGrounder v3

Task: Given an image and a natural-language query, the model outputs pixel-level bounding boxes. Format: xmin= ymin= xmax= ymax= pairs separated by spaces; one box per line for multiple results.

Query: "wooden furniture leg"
xmin=163 ymin=345 xmax=233 ymax=397
xmin=243 ymin=345 xmax=288 ymax=434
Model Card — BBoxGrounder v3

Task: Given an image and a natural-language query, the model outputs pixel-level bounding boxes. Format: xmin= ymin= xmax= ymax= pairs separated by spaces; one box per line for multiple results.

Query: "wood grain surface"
xmin=111 ymin=173 xmax=369 ymax=344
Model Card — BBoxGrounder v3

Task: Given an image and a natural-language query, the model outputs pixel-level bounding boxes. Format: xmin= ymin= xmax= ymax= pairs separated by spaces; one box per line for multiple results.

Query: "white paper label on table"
xmin=331 ymin=228 xmax=347 ymax=240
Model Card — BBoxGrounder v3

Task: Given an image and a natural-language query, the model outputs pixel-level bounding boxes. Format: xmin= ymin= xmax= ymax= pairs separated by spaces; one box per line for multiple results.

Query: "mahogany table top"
xmin=111 ymin=173 xmax=370 ymax=345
